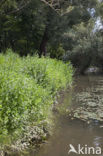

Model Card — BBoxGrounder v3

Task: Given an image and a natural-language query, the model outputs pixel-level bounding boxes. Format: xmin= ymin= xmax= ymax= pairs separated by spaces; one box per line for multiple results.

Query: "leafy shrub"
xmin=0 ymin=49 xmax=73 ymax=134
xmin=22 ymin=56 xmax=73 ymax=95
xmin=49 ymin=44 xmax=65 ymax=59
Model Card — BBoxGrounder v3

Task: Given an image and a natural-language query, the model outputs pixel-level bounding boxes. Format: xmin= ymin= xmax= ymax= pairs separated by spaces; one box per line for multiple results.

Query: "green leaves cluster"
xmin=0 ymin=0 xmax=100 ymax=57
xmin=0 ymin=49 xmax=73 ymax=134
xmin=63 ymin=20 xmax=103 ymax=73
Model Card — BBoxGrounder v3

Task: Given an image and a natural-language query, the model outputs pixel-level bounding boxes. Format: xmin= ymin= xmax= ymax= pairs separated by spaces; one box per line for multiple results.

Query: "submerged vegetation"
xmin=68 ymin=77 xmax=103 ymax=123
xmin=0 ymin=49 xmax=73 ymax=150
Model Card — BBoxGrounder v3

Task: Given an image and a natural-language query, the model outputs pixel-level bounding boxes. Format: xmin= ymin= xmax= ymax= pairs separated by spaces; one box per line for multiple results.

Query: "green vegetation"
xmin=0 ymin=49 xmax=73 ymax=137
xmin=0 ymin=0 xmax=103 ymax=73
xmin=0 ymin=0 xmax=103 ymax=154
xmin=63 ymin=22 xmax=103 ymax=74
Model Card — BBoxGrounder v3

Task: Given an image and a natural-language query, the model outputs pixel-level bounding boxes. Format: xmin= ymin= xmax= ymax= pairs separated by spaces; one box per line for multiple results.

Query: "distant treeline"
xmin=0 ymin=0 xmax=103 ymax=72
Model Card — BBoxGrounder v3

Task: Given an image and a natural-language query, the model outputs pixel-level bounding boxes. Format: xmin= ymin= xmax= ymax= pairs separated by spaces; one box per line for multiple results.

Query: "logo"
xmin=68 ymin=144 xmax=101 ymax=155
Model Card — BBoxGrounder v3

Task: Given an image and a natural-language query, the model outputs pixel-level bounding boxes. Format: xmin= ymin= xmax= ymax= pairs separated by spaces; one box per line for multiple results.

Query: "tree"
xmin=63 ymin=19 xmax=103 ymax=74
xmin=0 ymin=0 xmax=101 ymax=58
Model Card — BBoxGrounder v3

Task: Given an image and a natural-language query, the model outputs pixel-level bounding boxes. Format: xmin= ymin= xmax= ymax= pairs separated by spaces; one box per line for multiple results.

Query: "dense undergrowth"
xmin=0 ymin=49 xmax=73 ymax=143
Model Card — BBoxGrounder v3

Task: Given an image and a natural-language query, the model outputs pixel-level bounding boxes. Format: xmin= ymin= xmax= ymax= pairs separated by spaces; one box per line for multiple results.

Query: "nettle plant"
xmin=0 ymin=49 xmax=73 ymax=134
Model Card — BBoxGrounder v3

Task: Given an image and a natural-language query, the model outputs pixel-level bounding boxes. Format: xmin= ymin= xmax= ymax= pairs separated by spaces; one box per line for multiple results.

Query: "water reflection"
xmin=94 ymin=136 xmax=103 ymax=147
xmin=35 ymin=76 xmax=103 ymax=156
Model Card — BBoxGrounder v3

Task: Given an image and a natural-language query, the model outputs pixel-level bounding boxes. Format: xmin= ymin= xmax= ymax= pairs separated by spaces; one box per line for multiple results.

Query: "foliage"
xmin=48 ymin=44 xmax=65 ymax=59
xmin=0 ymin=49 xmax=73 ymax=135
xmin=63 ymin=21 xmax=103 ymax=73
xmin=0 ymin=0 xmax=100 ymax=56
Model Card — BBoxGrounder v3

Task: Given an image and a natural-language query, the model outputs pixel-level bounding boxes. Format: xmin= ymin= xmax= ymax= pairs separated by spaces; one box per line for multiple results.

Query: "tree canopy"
xmin=0 ymin=0 xmax=103 ymax=67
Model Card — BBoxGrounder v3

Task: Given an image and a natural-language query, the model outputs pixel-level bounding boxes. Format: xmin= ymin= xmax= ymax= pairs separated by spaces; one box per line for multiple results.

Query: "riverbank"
xmin=0 ymin=49 xmax=73 ymax=155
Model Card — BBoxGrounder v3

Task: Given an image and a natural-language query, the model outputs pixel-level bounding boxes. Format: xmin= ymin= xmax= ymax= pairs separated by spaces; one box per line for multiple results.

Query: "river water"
xmin=34 ymin=76 xmax=103 ymax=156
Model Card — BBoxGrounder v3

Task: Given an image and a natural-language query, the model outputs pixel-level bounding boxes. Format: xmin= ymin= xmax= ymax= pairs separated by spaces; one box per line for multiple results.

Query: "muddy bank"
xmin=0 ymin=124 xmax=50 ymax=156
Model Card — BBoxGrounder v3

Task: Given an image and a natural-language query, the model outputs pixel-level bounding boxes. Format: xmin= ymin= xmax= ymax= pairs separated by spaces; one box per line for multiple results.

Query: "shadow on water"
xmin=34 ymin=75 xmax=103 ymax=156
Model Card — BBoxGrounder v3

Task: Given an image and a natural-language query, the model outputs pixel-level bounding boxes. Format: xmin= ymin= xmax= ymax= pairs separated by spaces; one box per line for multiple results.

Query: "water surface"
xmin=34 ymin=76 xmax=103 ymax=156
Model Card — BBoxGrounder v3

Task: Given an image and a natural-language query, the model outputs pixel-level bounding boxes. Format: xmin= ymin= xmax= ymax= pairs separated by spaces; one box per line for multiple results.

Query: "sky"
xmin=88 ymin=8 xmax=103 ymax=32
xmin=94 ymin=17 xmax=103 ymax=31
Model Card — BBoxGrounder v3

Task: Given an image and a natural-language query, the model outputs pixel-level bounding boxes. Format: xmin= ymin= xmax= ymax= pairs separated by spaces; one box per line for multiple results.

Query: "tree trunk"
xmin=39 ymin=26 xmax=48 ymax=57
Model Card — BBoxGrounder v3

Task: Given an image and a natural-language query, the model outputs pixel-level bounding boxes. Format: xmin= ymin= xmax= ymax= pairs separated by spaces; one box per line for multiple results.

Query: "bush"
xmin=0 ymin=49 xmax=73 ymax=134
xmin=22 ymin=56 xmax=73 ymax=94
xmin=49 ymin=44 xmax=65 ymax=59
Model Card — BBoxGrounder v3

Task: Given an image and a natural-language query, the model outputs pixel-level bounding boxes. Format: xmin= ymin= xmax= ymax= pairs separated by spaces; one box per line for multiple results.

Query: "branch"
xmin=40 ymin=0 xmax=73 ymax=16
xmin=41 ymin=0 xmax=60 ymax=15
xmin=0 ymin=0 xmax=71 ymax=16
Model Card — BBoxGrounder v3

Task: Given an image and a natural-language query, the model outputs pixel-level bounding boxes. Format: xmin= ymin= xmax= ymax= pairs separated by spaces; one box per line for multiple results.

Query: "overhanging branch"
xmin=41 ymin=0 xmax=60 ymax=14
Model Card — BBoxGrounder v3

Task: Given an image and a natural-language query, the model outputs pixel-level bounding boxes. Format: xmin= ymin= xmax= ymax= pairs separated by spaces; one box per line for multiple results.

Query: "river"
xmin=30 ymin=76 xmax=103 ymax=156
